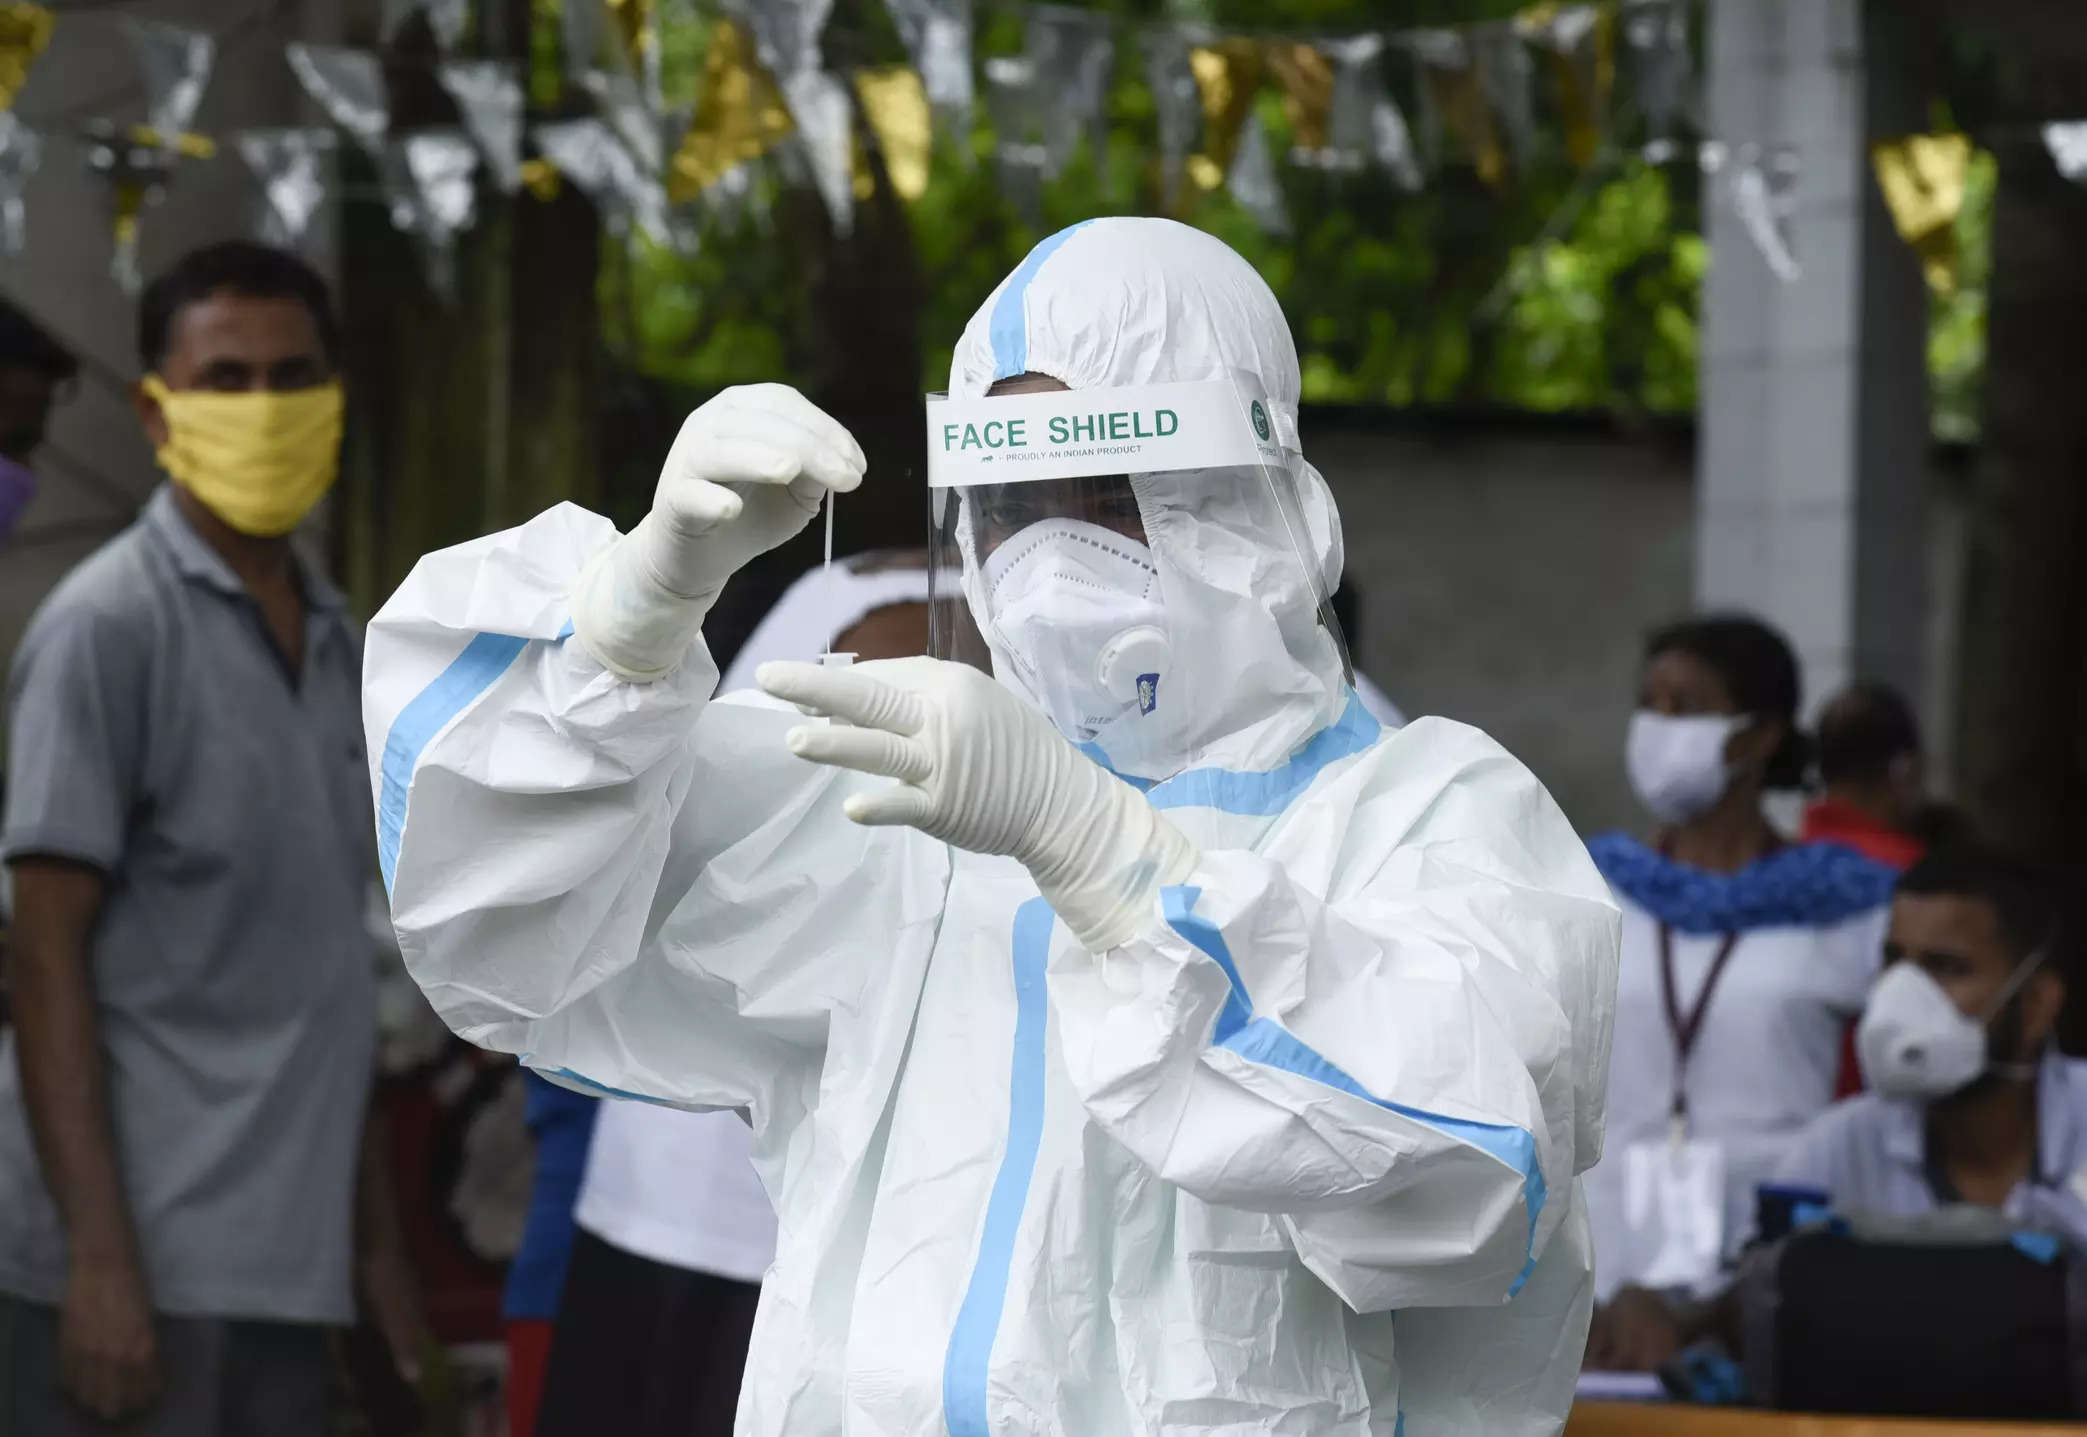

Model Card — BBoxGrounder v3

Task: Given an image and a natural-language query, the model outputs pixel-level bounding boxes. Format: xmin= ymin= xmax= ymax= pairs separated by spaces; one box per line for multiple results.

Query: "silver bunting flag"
xmin=1623 ymin=0 xmax=1694 ymax=161
xmin=582 ymin=68 xmax=666 ymax=179
xmin=1470 ymin=21 xmax=1536 ymax=172
xmin=983 ymin=54 xmax=1047 ymax=216
xmin=286 ymin=43 xmax=388 ymax=156
xmin=237 ymin=127 xmax=336 ymax=250
xmin=0 ymin=110 xmax=40 ymax=255
xmin=1227 ymin=110 xmax=1289 ymax=236
xmin=121 ymin=19 xmax=215 ymax=151
xmin=534 ymin=116 xmax=685 ymax=252
xmin=1320 ymin=33 xmax=1420 ymax=189
xmin=784 ymin=68 xmax=855 ymax=232
xmin=726 ymin=0 xmax=852 ymax=232
xmin=2044 ymin=121 xmax=2087 ymax=183
xmin=1142 ymin=26 xmax=1204 ymax=205
xmin=1022 ymin=5 xmax=1114 ymax=177
xmin=1727 ymin=142 xmax=1800 ymax=282
xmin=440 ymin=60 xmax=525 ymax=193
xmin=383 ymin=0 xmax=469 ymax=51
xmin=883 ymin=0 xmax=973 ymax=139
xmin=390 ymin=129 xmax=478 ymax=297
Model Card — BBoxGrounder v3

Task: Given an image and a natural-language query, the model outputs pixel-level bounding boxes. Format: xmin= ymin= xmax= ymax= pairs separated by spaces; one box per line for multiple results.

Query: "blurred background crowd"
xmin=2 ymin=0 xmax=2086 ymax=1433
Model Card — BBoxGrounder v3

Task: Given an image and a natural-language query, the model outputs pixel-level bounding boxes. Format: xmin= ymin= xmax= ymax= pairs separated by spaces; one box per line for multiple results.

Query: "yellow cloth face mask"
xmin=141 ymin=374 xmax=344 ymax=536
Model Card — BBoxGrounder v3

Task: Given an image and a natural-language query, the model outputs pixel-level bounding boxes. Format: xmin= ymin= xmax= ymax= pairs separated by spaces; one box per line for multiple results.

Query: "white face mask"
xmin=1625 ymin=710 xmax=1748 ymax=825
xmin=980 ymin=517 xmax=1171 ymax=743
xmin=1856 ymin=954 xmax=2046 ymax=1101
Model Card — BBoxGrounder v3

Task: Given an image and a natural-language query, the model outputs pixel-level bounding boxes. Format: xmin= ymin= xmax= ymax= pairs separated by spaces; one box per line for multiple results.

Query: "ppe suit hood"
xmin=948 ymin=218 xmax=1350 ymax=782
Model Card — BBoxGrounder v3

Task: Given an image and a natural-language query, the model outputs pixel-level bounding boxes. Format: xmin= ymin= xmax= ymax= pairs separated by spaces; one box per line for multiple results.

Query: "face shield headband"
xmin=925 ymin=378 xmax=1350 ymax=782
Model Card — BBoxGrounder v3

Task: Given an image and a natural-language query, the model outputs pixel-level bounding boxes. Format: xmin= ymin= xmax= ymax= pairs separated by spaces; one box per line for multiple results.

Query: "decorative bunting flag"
xmin=121 ymin=19 xmax=215 ymax=156
xmin=1228 ymin=109 xmax=1288 ymax=236
xmin=383 ymin=0 xmax=469 ymax=51
xmin=666 ymin=18 xmax=793 ymax=205
xmin=440 ymin=60 xmax=526 ymax=193
xmin=390 ymin=129 xmax=478 ymax=296
xmin=237 ymin=127 xmax=336 ymax=250
xmin=1518 ymin=2 xmax=1613 ymax=168
xmin=1727 ymin=143 xmax=1800 ymax=282
xmin=2045 ymin=121 xmax=2087 ymax=183
xmin=1470 ymin=22 xmax=1536 ymax=173
xmin=0 ymin=1 xmax=52 ymax=112
xmin=1410 ymin=28 xmax=1504 ymax=188
xmin=1871 ymin=132 xmax=1969 ymax=295
xmin=0 ymin=107 xmax=37 ymax=252
xmin=1187 ymin=38 xmax=1261 ymax=192
xmin=1623 ymin=0 xmax=1693 ymax=160
xmin=883 ymin=0 xmax=972 ymax=141
xmin=853 ymin=65 xmax=931 ymax=202
xmin=1264 ymin=41 xmax=1334 ymax=157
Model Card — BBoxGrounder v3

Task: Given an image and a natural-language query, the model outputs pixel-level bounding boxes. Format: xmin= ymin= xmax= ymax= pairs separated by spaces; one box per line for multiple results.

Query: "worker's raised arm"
xmin=364 ymin=386 xmax=867 ymax=1111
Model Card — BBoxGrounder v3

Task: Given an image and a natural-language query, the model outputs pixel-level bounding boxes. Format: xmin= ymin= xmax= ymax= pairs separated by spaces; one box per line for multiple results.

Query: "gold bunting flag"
xmin=1263 ymin=41 xmax=1333 ymax=156
xmin=1413 ymin=30 xmax=1504 ymax=189
xmin=667 ymin=17 xmax=794 ymax=204
xmin=607 ymin=0 xmax=652 ymax=71
xmin=1871 ymin=132 xmax=1970 ymax=295
xmin=0 ymin=1 xmax=53 ymax=112
xmin=1187 ymin=38 xmax=1262 ymax=191
xmin=518 ymin=155 xmax=561 ymax=200
xmin=1516 ymin=2 xmax=1612 ymax=169
xmin=852 ymin=65 xmax=930 ymax=202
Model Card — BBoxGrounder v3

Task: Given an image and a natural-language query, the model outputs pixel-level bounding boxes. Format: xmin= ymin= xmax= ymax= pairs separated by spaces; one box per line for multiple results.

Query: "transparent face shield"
xmin=925 ymin=373 xmax=1352 ymax=783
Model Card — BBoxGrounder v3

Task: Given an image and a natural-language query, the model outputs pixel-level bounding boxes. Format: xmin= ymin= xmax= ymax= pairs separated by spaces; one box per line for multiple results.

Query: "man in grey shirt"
xmin=1 ymin=242 xmax=420 ymax=1433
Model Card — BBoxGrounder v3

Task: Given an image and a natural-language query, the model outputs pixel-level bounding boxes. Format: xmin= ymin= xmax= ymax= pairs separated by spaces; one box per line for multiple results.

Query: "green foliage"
xmin=1930 ymin=145 xmax=1994 ymax=443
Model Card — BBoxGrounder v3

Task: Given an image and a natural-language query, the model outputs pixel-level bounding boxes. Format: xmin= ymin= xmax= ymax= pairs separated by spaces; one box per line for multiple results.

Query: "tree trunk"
xmin=1953 ymin=138 xmax=2087 ymax=870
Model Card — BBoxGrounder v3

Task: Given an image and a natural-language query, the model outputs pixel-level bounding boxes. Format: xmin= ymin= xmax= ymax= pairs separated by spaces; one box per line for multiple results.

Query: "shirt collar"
xmin=143 ymin=483 xmax=346 ymax=614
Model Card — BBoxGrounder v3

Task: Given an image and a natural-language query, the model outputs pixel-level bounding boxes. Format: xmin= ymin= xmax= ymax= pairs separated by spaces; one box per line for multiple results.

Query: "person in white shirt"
xmin=1579 ymin=615 xmax=1896 ymax=1361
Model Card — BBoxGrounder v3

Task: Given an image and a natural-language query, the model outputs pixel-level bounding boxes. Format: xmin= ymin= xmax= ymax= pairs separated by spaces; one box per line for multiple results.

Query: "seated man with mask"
xmin=366 ymin=218 xmax=1619 ymax=1436
xmin=1592 ymin=840 xmax=2081 ymax=1372
xmin=1784 ymin=842 xmax=2078 ymax=1232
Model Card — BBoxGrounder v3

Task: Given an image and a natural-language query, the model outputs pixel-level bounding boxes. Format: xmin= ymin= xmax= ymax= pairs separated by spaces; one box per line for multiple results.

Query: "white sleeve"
xmin=1049 ymin=721 xmax=1620 ymax=1314
xmin=363 ymin=503 xmax=862 ymax=1112
xmin=1820 ymin=904 xmax=1891 ymax=1016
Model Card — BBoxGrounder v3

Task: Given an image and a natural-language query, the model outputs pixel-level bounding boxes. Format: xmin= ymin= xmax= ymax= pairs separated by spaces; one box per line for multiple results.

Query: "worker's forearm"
xmin=12 ymin=932 xmax=140 ymax=1268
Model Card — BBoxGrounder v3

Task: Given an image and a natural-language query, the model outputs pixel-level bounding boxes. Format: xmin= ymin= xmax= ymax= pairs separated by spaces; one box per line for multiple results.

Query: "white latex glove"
xmin=571 ymin=384 xmax=866 ymax=681
xmin=756 ymin=656 xmax=1197 ymax=952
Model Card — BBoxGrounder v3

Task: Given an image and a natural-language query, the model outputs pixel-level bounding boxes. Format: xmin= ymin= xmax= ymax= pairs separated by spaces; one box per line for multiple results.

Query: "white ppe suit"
xmin=365 ymin=218 xmax=1619 ymax=1435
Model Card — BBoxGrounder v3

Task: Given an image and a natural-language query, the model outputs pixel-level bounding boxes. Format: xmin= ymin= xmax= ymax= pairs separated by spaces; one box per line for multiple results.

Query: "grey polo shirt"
xmin=1772 ymin=1049 xmax=2087 ymax=1247
xmin=0 ymin=485 xmax=376 ymax=1324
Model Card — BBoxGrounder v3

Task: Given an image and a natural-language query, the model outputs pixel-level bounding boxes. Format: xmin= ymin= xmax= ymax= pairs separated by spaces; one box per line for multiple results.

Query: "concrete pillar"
xmin=1695 ymin=0 xmax=1929 ymax=714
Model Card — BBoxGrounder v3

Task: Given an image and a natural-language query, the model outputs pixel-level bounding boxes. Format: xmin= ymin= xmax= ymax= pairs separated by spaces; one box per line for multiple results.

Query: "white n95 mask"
xmin=1856 ymin=954 xmax=2046 ymax=1101
xmin=1626 ymin=711 xmax=1748 ymax=825
xmin=980 ymin=517 xmax=1171 ymax=743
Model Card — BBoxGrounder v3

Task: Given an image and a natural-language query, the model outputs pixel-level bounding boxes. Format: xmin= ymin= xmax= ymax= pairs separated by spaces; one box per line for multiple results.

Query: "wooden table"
xmin=1567 ymin=1404 xmax=2087 ymax=1436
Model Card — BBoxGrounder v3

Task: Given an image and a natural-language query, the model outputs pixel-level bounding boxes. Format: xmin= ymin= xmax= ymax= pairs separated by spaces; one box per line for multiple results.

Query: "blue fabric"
xmin=1162 ymin=885 xmax=1252 ymax=1043
xmin=987 ymin=222 xmax=1094 ymax=380
xmin=538 ymin=1065 xmax=682 ymax=1108
xmin=1084 ymin=690 xmax=1380 ymax=815
xmin=502 ymin=1071 xmax=601 ymax=1321
xmin=1160 ymin=885 xmax=1548 ymax=1296
xmin=377 ymin=631 xmax=531 ymax=893
xmin=943 ymin=898 xmax=1055 ymax=1437
xmin=2011 ymin=1231 xmax=2062 ymax=1265
xmin=1587 ymin=832 xmax=1897 ymax=935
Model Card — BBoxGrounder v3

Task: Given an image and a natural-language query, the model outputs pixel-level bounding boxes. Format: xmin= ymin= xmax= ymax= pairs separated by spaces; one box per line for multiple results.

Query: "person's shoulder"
xmin=13 ymin=524 xmax=163 ymax=665
xmin=1353 ymin=716 xmax=1613 ymax=905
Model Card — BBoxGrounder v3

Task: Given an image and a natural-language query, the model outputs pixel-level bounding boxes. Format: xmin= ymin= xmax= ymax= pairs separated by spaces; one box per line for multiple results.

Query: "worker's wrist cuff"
xmin=568 ymin=534 xmax=720 ymax=684
xmin=1033 ymin=806 xmax=1199 ymax=954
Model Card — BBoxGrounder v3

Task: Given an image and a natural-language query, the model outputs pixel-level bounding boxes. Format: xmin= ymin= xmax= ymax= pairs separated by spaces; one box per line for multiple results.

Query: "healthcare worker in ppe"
xmin=365 ymin=218 xmax=1619 ymax=1437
